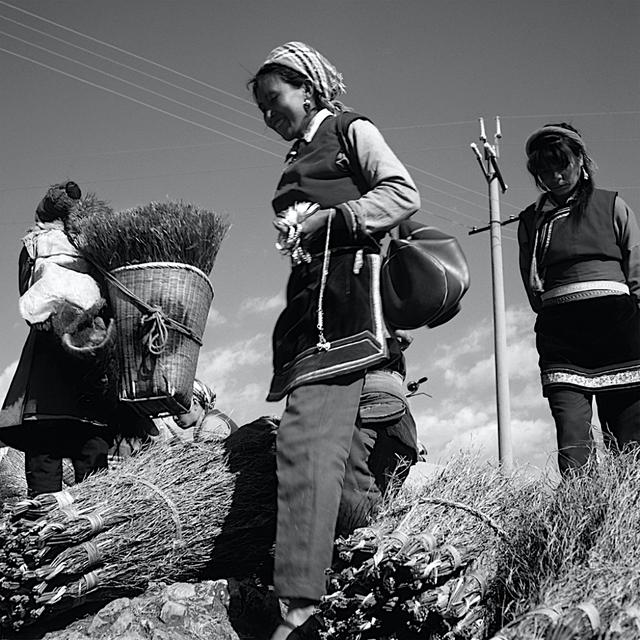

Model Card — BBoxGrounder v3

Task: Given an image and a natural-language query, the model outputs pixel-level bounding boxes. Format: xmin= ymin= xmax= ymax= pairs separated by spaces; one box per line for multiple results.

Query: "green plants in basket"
xmin=66 ymin=200 xmax=230 ymax=274
xmin=67 ymin=200 xmax=230 ymax=415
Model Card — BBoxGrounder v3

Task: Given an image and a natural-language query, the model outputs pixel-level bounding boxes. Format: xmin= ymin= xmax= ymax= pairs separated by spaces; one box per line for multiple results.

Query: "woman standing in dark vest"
xmin=518 ymin=123 xmax=640 ymax=475
xmin=249 ymin=42 xmax=420 ymax=638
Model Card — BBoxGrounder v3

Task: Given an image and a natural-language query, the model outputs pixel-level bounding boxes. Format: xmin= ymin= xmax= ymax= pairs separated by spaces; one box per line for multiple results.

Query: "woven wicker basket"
xmin=106 ymin=262 xmax=213 ymax=417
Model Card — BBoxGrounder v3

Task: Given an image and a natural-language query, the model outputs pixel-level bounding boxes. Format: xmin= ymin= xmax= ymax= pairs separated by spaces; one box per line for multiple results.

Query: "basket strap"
xmin=89 ymin=259 xmax=203 ymax=351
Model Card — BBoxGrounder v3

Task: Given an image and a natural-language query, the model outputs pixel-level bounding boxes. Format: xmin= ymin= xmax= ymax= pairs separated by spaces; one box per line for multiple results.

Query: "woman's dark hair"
xmin=248 ymin=62 xmax=340 ymax=112
xmin=527 ymin=122 xmax=596 ymax=215
xmin=248 ymin=63 xmax=310 ymax=101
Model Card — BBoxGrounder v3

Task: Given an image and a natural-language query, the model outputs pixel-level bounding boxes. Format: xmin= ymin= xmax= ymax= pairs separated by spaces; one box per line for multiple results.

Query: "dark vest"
xmin=272 ymin=112 xmax=370 ymax=213
xmin=267 ymin=112 xmax=388 ymax=401
xmin=520 ymin=188 xmax=624 ymax=290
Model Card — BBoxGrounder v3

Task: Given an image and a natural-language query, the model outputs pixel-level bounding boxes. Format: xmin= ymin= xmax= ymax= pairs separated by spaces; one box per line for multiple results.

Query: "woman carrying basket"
xmin=249 ymin=42 xmax=420 ymax=637
xmin=0 ymin=182 xmax=116 ymax=495
xmin=518 ymin=123 xmax=640 ymax=475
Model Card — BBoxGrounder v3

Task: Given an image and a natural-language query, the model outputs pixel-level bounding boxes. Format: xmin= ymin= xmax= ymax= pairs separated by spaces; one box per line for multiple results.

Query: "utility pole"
xmin=469 ymin=116 xmax=514 ymax=474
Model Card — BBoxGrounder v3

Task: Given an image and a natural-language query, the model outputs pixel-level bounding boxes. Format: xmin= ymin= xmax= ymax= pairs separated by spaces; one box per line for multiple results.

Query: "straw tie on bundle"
xmin=140 ymin=308 xmax=171 ymax=355
xmin=120 ymin=473 xmax=185 ymax=549
xmin=0 ymin=420 xmax=278 ymax=632
xmin=320 ymin=454 xmax=536 ymax=639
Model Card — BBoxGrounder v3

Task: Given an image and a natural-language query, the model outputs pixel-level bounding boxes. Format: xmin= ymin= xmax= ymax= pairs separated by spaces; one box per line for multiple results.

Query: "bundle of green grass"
xmin=319 ymin=448 xmax=640 ymax=639
xmin=66 ymin=198 xmax=231 ymax=415
xmin=0 ymin=418 xmax=277 ymax=633
xmin=489 ymin=449 xmax=640 ymax=640
xmin=67 ymin=199 xmax=230 ymax=275
xmin=320 ymin=454 xmax=545 ymax=639
xmin=5 ymin=435 xmax=639 ymax=639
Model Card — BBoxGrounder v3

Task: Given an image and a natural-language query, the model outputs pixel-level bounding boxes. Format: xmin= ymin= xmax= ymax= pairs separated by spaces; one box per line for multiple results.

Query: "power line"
xmin=0 ymin=12 xmax=264 ymax=124
xmin=0 ymin=1 xmax=543 ymax=221
xmin=8 ymin=141 xmax=278 ymax=162
xmin=0 ymin=59 xmax=490 ymax=227
xmin=0 ymin=45 xmax=488 ymax=229
xmin=0 ymin=30 xmax=285 ymax=148
xmin=0 ymin=0 xmax=256 ymax=106
xmin=501 ymin=111 xmax=640 ymax=120
xmin=406 ymin=162 xmax=521 ymax=212
xmin=5 ymin=1 xmax=637 ymax=135
xmin=379 ymin=111 xmax=640 ymax=132
xmin=0 ymin=46 xmax=284 ymax=159
xmin=0 ymin=5 xmax=528 ymax=225
xmin=0 ymin=163 xmax=282 ymax=193
xmin=414 ymin=178 xmax=495 ymax=215
xmin=382 ymin=119 xmax=477 ymax=131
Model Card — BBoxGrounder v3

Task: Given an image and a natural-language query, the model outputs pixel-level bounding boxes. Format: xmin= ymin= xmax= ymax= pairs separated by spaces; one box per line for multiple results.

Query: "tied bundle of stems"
xmin=490 ymin=450 xmax=640 ymax=640
xmin=67 ymin=200 xmax=230 ymax=274
xmin=0 ymin=447 xmax=27 ymax=505
xmin=0 ymin=418 xmax=278 ymax=633
xmin=320 ymin=453 xmax=543 ymax=640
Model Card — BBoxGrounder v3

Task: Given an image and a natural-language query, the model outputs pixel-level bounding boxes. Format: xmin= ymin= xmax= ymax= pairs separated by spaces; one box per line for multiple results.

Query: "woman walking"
xmin=249 ymin=42 xmax=420 ymax=637
xmin=518 ymin=123 xmax=640 ymax=475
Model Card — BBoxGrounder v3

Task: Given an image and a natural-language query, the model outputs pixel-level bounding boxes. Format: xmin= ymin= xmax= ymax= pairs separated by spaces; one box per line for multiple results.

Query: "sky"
xmin=0 ymin=0 xmax=638 ymax=474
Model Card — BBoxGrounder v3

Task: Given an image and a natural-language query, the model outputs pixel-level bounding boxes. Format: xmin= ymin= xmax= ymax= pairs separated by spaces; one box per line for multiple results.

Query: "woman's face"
xmin=537 ymin=156 xmax=582 ymax=200
xmin=174 ymin=398 xmax=205 ymax=430
xmin=255 ymin=74 xmax=311 ymax=141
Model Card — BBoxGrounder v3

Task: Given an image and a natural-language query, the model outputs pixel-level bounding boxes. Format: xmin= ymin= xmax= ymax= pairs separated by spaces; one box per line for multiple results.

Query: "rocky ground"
xmin=7 ymin=578 xmax=281 ymax=640
xmin=0 ymin=444 xmax=436 ymax=640
xmin=1 ymin=446 xmax=282 ymax=640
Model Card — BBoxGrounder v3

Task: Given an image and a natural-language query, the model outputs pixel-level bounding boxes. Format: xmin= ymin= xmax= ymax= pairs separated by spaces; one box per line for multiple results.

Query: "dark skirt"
xmin=268 ymin=250 xmax=387 ymax=401
xmin=535 ymin=294 xmax=640 ymax=395
xmin=0 ymin=328 xmax=117 ymax=449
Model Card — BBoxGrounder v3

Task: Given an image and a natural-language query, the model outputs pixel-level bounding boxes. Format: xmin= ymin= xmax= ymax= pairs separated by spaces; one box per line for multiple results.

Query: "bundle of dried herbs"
xmin=0 ymin=417 xmax=277 ymax=633
xmin=67 ymin=200 xmax=230 ymax=274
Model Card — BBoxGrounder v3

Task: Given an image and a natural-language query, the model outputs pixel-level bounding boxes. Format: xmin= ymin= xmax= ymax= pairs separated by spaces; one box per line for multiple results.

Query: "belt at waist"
xmin=541 ymin=280 xmax=630 ymax=307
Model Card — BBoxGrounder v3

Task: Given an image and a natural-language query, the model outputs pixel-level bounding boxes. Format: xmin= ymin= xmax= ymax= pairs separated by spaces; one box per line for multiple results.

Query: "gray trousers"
xmin=274 ymin=372 xmax=379 ymax=600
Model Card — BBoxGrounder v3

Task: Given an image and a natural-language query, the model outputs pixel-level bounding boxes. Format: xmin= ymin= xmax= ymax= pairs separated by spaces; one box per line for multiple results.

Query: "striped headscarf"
xmin=261 ymin=41 xmax=346 ymax=110
xmin=192 ymin=378 xmax=216 ymax=413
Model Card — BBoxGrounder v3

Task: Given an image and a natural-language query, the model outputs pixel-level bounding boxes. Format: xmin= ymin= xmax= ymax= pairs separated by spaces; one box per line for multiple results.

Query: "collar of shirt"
xmin=302 ymin=108 xmax=333 ymax=142
xmin=285 ymin=109 xmax=334 ymax=164
xmin=536 ymin=190 xmax=578 ymax=213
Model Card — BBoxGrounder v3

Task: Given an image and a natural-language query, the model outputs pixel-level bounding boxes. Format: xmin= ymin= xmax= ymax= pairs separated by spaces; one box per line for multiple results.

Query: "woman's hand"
xmin=272 ymin=217 xmax=290 ymax=234
xmin=273 ymin=203 xmax=334 ymax=242
xmin=394 ymin=329 xmax=413 ymax=350
xmin=273 ymin=203 xmax=335 ymax=263
xmin=299 ymin=207 xmax=334 ymax=240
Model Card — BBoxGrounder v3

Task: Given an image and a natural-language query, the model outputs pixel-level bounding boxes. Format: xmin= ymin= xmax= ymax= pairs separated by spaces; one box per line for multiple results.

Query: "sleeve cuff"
xmin=335 ymin=203 xmax=363 ymax=238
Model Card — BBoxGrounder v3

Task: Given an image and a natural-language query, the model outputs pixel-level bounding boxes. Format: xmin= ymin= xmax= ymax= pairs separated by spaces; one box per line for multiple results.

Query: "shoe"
xmin=278 ymin=614 xmax=325 ymax=639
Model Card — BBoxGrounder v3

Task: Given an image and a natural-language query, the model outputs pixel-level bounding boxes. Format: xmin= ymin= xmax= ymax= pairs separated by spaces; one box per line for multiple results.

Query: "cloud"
xmin=239 ymin=293 xmax=284 ymax=315
xmin=414 ymin=401 xmax=496 ymax=464
xmin=0 ymin=360 xmax=18 ymax=404
xmin=409 ymin=303 xmax=558 ymax=471
xmin=431 ymin=325 xmax=489 ymax=372
xmin=428 ymin=306 xmax=537 ymax=395
xmin=197 ymin=334 xmax=270 ymax=380
xmin=205 ymin=307 xmax=227 ymax=328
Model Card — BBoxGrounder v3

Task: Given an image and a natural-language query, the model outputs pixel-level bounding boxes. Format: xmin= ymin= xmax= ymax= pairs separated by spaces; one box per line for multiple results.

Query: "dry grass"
xmin=321 ymin=453 xmax=544 ymax=639
xmin=67 ymin=199 xmax=230 ymax=274
xmin=0 ymin=418 xmax=277 ymax=633
xmin=320 ymin=448 xmax=640 ymax=639
xmin=491 ymin=449 xmax=640 ymax=640
xmin=3 ymin=435 xmax=640 ymax=638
